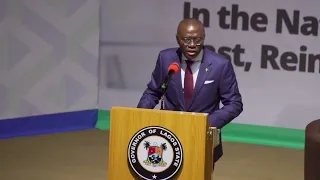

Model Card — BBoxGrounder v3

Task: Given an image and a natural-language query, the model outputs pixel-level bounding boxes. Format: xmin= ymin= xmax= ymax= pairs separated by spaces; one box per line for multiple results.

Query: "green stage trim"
xmin=95 ymin=110 xmax=305 ymax=149
xmin=95 ymin=110 xmax=110 ymax=130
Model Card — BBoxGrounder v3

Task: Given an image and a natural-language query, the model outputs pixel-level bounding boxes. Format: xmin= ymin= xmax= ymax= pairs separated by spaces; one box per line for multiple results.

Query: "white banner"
xmin=99 ymin=0 xmax=320 ymax=129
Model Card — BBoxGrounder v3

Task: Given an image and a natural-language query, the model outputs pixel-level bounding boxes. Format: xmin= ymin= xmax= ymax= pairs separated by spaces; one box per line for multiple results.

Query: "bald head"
xmin=177 ymin=18 xmax=205 ymax=37
xmin=176 ymin=18 xmax=205 ymax=60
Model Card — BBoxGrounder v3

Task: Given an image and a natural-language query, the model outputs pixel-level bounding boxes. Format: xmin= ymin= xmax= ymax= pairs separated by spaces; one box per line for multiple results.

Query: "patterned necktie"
xmin=184 ymin=60 xmax=194 ymax=106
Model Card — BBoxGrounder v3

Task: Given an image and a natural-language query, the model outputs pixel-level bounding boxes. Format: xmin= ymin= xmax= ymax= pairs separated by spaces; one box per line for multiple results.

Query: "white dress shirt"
xmin=180 ymin=50 xmax=203 ymax=89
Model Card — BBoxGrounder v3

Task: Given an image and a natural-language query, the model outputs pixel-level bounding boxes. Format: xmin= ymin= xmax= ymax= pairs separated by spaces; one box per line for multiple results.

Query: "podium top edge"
xmin=110 ymin=106 xmax=209 ymax=116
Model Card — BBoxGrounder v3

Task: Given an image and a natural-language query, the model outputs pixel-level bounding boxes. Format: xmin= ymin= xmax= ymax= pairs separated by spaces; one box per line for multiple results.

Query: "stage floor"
xmin=0 ymin=130 xmax=303 ymax=180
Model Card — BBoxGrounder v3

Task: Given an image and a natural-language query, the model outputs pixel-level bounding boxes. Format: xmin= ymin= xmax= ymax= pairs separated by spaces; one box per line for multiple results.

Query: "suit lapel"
xmin=187 ymin=48 xmax=212 ymax=110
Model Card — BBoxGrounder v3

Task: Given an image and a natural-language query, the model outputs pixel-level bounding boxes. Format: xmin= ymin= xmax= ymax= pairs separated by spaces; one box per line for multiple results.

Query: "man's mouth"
xmin=187 ymin=51 xmax=196 ymax=56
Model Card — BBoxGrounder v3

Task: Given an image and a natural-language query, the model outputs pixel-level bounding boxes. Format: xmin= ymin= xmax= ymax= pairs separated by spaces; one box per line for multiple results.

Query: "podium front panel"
xmin=108 ymin=107 xmax=215 ymax=180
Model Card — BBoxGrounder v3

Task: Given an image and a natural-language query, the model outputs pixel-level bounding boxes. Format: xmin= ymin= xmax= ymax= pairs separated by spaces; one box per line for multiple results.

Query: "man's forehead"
xmin=181 ymin=32 xmax=200 ymax=37
xmin=177 ymin=19 xmax=205 ymax=36
xmin=178 ymin=25 xmax=204 ymax=37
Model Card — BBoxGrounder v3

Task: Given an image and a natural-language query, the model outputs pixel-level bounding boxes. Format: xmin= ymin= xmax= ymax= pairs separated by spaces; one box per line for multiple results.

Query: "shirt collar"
xmin=181 ymin=49 xmax=203 ymax=62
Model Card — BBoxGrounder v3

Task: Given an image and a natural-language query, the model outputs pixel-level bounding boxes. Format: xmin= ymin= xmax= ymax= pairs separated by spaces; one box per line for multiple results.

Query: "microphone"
xmin=160 ymin=62 xmax=180 ymax=89
xmin=160 ymin=62 xmax=180 ymax=110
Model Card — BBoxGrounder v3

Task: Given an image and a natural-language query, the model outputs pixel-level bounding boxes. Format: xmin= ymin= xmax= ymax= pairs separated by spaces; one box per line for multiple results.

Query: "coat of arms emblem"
xmin=127 ymin=126 xmax=183 ymax=180
xmin=143 ymin=141 xmax=167 ymax=167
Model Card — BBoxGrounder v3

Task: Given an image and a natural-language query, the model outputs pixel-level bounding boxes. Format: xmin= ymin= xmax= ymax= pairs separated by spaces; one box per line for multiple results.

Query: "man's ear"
xmin=175 ymin=35 xmax=179 ymax=45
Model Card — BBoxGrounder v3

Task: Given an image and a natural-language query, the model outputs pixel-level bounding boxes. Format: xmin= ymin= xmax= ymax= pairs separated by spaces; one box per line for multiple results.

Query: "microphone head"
xmin=168 ymin=62 xmax=180 ymax=74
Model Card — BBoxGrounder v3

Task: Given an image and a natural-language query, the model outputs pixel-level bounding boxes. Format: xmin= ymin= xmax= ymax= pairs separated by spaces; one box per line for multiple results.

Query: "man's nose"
xmin=188 ymin=41 xmax=196 ymax=48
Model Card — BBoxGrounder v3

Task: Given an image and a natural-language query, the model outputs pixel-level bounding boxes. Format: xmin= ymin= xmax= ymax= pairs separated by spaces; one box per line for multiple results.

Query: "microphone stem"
xmin=160 ymin=97 xmax=164 ymax=110
xmin=160 ymin=67 xmax=178 ymax=110
xmin=160 ymin=86 xmax=168 ymax=110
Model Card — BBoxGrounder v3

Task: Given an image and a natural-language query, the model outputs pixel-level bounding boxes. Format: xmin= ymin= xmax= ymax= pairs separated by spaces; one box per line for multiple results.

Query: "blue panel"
xmin=0 ymin=109 xmax=98 ymax=139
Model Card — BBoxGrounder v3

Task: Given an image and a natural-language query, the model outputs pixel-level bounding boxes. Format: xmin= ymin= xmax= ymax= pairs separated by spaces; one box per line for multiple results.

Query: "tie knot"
xmin=185 ymin=60 xmax=193 ymax=67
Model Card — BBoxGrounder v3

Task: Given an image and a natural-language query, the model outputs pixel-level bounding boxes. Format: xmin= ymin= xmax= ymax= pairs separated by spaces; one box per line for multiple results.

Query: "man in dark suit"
xmin=137 ymin=18 xmax=243 ymax=176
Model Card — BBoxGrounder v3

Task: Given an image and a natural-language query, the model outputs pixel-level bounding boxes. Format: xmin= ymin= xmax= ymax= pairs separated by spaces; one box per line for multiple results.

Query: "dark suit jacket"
xmin=137 ymin=47 xmax=243 ymax=163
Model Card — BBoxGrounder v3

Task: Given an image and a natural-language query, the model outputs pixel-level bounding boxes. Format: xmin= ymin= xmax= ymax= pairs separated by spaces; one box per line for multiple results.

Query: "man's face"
xmin=176 ymin=24 xmax=205 ymax=60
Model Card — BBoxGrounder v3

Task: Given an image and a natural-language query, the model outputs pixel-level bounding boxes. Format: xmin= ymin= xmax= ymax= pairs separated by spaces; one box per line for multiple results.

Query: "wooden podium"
xmin=108 ymin=106 xmax=219 ymax=180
